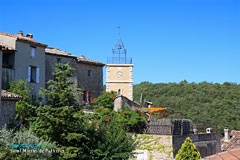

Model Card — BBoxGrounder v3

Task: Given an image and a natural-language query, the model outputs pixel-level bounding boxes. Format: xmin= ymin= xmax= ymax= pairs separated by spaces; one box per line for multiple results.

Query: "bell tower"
xmin=106 ymin=28 xmax=133 ymax=100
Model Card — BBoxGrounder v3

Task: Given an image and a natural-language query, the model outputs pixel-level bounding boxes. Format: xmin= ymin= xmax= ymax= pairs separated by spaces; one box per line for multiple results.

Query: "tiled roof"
xmin=0 ymin=43 xmax=15 ymax=51
xmin=201 ymin=147 xmax=240 ymax=160
xmin=1 ymin=90 xmax=22 ymax=100
xmin=45 ymin=47 xmax=77 ymax=58
xmin=0 ymin=32 xmax=47 ymax=47
xmin=78 ymin=55 xmax=105 ymax=66
xmin=222 ymin=130 xmax=240 ymax=151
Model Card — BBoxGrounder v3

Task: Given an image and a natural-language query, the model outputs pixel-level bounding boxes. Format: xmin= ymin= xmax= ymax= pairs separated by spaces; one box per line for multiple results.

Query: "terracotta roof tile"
xmin=0 ymin=32 xmax=47 ymax=47
xmin=221 ymin=130 xmax=240 ymax=151
xmin=45 ymin=47 xmax=77 ymax=58
xmin=1 ymin=90 xmax=22 ymax=100
xmin=77 ymin=55 xmax=105 ymax=66
xmin=201 ymin=147 xmax=240 ymax=160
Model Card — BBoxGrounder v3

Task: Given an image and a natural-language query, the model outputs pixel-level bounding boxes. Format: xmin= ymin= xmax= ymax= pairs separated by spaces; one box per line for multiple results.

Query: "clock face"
xmin=117 ymin=71 xmax=122 ymax=77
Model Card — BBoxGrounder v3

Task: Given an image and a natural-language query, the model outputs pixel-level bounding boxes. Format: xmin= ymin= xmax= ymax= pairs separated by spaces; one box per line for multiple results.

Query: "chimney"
xmin=206 ymin=128 xmax=213 ymax=133
xmin=224 ymin=128 xmax=230 ymax=141
xmin=26 ymin=33 xmax=33 ymax=39
xmin=18 ymin=31 xmax=24 ymax=36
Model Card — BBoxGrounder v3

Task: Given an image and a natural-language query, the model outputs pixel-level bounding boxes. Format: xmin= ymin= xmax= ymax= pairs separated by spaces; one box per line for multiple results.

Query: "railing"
xmin=107 ymin=57 xmax=132 ymax=64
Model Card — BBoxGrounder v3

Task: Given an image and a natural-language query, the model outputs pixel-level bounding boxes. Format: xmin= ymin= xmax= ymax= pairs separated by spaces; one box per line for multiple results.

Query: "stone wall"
xmin=45 ymin=53 xmax=78 ymax=88
xmin=131 ymin=134 xmax=174 ymax=160
xmin=173 ymin=133 xmax=222 ymax=158
xmin=0 ymin=100 xmax=16 ymax=127
xmin=15 ymin=41 xmax=46 ymax=101
xmin=76 ymin=62 xmax=103 ymax=102
xmin=113 ymin=95 xmax=141 ymax=111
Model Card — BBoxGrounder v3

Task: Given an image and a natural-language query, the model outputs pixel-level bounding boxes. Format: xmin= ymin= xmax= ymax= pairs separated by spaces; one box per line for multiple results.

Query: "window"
xmin=28 ymin=66 xmax=40 ymax=83
xmin=82 ymin=91 xmax=87 ymax=101
xmin=88 ymin=70 xmax=91 ymax=76
xmin=57 ymin=58 xmax=62 ymax=63
xmin=31 ymin=47 xmax=36 ymax=58
xmin=87 ymin=91 xmax=91 ymax=102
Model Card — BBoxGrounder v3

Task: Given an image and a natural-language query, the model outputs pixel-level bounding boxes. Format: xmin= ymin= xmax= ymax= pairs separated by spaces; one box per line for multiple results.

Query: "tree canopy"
xmin=133 ymin=81 xmax=240 ymax=133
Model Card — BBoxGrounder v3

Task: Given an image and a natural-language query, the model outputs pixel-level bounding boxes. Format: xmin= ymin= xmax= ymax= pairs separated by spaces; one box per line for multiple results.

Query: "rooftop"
xmin=0 ymin=31 xmax=47 ymax=47
xmin=222 ymin=130 xmax=240 ymax=151
xmin=1 ymin=90 xmax=22 ymax=100
xmin=201 ymin=147 xmax=240 ymax=160
xmin=78 ymin=55 xmax=105 ymax=66
xmin=45 ymin=47 xmax=77 ymax=58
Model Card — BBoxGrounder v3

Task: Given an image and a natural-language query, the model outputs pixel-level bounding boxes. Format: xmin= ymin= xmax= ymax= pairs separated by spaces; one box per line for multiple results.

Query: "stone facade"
xmin=0 ymin=32 xmax=47 ymax=101
xmin=45 ymin=51 xmax=78 ymax=88
xmin=0 ymin=32 xmax=104 ymax=105
xmin=76 ymin=60 xmax=104 ymax=102
xmin=0 ymin=90 xmax=22 ymax=127
xmin=45 ymin=47 xmax=104 ymax=104
xmin=106 ymin=64 xmax=134 ymax=100
xmin=113 ymin=95 xmax=141 ymax=111
xmin=0 ymin=100 xmax=16 ymax=127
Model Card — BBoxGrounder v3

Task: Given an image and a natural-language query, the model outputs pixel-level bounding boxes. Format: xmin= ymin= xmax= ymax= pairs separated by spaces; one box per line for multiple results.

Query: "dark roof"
xmin=1 ymin=90 xmax=22 ymax=100
xmin=45 ymin=47 xmax=77 ymax=58
xmin=0 ymin=43 xmax=15 ymax=51
xmin=77 ymin=55 xmax=105 ymax=66
xmin=0 ymin=32 xmax=47 ymax=47
xmin=201 ymin=147 xmax=240 ymax=160
xmin=222 ymin=130 xmax=240 ymax=151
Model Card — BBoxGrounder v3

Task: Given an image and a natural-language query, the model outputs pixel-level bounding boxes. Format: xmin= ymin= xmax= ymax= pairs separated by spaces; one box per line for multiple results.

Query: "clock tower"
xmin=106 ymin=29 xmax=133 ymax=100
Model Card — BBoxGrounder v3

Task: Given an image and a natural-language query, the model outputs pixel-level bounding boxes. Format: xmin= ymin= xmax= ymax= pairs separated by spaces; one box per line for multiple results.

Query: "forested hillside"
xmin=133 ymin=81 xmax=240 ymax=133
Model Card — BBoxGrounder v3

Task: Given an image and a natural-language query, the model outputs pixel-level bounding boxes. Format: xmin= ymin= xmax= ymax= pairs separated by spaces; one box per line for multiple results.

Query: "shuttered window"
xmin=88 ymin=91 xmax=91 ymax=102
xmin=31 ymin=47 xmax=36 ymax=58
xmin=28 ymin=66 xmax=31 ymax=82
xmin=36 ymin=68 xmax=40 ymax=83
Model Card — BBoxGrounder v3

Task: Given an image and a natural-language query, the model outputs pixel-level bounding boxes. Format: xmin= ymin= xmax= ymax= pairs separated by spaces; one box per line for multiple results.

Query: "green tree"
xmin=8 ymin=80 xmax=37 ymax=127
xmin=31 ymin=63 xmax=137 ymax=159
xmin=175 ymin=137 xmax=201 ymax=160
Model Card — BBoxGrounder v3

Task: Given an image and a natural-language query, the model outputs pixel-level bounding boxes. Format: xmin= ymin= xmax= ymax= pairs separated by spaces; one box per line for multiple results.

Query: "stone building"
xmin=76 ymin=56 xmax=104 ymax=102
xmin=0 ymin=31 xmax=47 ymax=101
xmin=0 ymin=31 xmax=104 ymax=105
xmin=45 ymin=47 xmax=104 ymax=104
xmin=0 ymin=90 xmax=22 ymax=127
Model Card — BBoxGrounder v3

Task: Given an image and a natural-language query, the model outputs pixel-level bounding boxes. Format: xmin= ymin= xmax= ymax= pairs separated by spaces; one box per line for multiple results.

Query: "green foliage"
xmin=31 ymin=63 xmax=86 ymax=159
xmin=175 ymin=137 xmax=201 ymax=160
xmin=133 ymin=81 xmax=240 ymax=133
xmin=31 ymin=63 xmax=137 ymax=159
xmin=82 ymin=116 xmax=137 ymax=160
xmin=0 ymin=125 xmax=53 ymax=160
xmin=93 ymin=93 xmax=147 ymax=132
xmin=91 ymin=90 xmax=118 ymax=108
xmin=8 ymin=80 xmax=37 ymax=127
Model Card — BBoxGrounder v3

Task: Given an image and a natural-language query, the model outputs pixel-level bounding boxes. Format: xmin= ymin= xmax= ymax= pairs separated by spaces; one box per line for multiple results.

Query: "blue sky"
xmin=1 ymin=0 xmax=239 ymax=84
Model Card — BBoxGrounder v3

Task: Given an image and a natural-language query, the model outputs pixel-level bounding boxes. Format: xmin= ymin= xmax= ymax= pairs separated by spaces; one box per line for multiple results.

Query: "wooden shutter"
xmin=28 ymin=66 xmax=31 ymax=82
xmin=88 ymin=91 xmax=91 ymax=102
xmin=31 ymin=48 xmax=35 ymax=58
xmin=36 ymin=68 xmax=40 ymax=83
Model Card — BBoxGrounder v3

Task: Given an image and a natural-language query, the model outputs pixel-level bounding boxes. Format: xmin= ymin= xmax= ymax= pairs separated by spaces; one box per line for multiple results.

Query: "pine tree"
xmin=31 ymin=63 xmax=88 ymax=159
xmin=8 ymin=80 xmax=37 ymax=127
xmin=31 ymin=63 xmax=137 ymax=159
xmin=175 ymin=137 xmax=201 ymax=160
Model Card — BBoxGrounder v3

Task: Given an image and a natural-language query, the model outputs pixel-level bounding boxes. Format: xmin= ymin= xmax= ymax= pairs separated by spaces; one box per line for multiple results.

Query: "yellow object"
xmin=141 ymin=108 xmax=167 ymax=120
